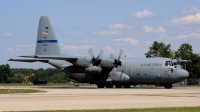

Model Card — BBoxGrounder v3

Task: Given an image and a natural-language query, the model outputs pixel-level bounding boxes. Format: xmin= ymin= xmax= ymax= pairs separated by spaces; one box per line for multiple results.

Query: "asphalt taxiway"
xmin=0 ymin=86 xmax=200 ymax=111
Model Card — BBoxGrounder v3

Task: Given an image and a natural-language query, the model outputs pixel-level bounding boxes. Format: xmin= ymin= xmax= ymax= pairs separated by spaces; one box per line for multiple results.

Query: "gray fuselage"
xmin=56 ymin=57 xmax=189 ymax=85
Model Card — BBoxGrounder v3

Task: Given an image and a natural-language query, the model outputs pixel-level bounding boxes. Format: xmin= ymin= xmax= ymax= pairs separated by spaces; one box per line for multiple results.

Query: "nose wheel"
xmin=97 ymin=84 xmax=105 ymax=88
xmin=164 ymin=83 xmax=172 ymax=89
xmin=123 ymin=84 xmax=131 ymax=88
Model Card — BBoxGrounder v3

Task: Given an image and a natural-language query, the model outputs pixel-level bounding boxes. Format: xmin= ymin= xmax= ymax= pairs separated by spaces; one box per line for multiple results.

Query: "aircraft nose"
xmin=178 ymin=70 xmax=189 ymax=81
xmin=183 ymin=70 xmax=189 ymax=79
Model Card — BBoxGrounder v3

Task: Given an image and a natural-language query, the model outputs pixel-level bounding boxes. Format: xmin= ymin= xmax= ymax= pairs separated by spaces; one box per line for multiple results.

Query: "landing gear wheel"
xmin=115 ymin=84 xmax=122 ymax=88
xmin=164 ymin=84 xmax=172 ymax=89
xmin=97 ymin=84 xmax=105 ymax=88
xmin=106 ymin=84 xmax=113 ymax=88
xmin=123 ymin=84 xmax=131 ymax=88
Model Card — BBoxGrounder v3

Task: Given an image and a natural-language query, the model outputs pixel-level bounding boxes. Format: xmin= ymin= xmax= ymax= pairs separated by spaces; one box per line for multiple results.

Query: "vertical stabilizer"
xmin=35 ymin=16 xmax=62 ymax=55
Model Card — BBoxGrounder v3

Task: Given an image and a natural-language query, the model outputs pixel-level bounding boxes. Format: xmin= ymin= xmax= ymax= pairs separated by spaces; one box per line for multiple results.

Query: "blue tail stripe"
xmin=37 ymin=40 xmax=58 ymax=43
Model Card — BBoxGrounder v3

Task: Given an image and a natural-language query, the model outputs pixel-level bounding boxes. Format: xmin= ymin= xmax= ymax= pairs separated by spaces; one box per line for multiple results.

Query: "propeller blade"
xmin=156 ymin=51 xmax=160 ymax=57
xmin=172 ymin=50 xmax=175 ymax=59
xmin=110 ymin=53 xmax=114 ymax=59
xmin=88 ymin=48 xmax=94 ymax=58
xmin=97 ymin=49 xmax=103 ymax=59
xmin=177 ymin=56 xmax=182 ymax=62
xmin=118 ymin=49 xmax=123 ymax=60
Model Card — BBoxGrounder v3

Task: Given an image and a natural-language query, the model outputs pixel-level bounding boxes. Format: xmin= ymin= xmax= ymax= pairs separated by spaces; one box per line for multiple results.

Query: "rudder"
xmin=35 ymin=16 xmax=62 ymax=55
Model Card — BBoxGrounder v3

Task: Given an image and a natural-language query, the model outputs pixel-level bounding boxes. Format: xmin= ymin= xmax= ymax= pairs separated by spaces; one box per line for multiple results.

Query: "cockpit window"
xmin=173 ymin=61 xmax=182 ymax=69
xmin=173 ymin=62 xmax=180 ymax=65
xmin=165 ymin=61 xmax=173 ymax=66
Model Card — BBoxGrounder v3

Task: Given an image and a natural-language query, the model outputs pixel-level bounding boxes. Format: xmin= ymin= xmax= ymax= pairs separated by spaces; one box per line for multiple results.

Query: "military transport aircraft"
xmin=8 ymin=16 xmax=189 ymax=89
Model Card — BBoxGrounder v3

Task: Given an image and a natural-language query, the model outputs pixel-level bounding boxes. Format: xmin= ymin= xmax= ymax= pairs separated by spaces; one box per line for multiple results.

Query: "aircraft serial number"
xmin=141 ymin=63 xmax=162 ymax=66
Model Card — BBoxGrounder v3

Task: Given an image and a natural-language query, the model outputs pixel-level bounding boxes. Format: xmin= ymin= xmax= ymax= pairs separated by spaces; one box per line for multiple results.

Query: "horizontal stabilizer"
xmin=8 ymin=58 xmax=49 ymax=63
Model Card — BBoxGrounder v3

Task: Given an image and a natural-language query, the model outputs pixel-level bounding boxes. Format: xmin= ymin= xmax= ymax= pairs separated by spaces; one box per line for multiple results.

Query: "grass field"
xmin=0 ymin=89 xmax=40 ymax=94
xmin=0 ymin=83 xmax=74 ymax=86
xmin=16 ymin=107 xmax=200 ymax=112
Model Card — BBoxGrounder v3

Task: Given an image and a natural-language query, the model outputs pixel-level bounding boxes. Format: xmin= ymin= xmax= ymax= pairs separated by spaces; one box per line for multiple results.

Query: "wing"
xmin=18 ymin=55 xmax=78 ymax=63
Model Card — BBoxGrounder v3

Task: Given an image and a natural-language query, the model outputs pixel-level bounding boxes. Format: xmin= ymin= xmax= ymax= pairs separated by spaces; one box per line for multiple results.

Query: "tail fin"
xmin=35 ymin=16 xmax=62 ymax=55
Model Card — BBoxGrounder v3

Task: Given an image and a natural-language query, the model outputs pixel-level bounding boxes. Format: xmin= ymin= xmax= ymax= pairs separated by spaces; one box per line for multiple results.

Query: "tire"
xmin=123 ymin=84 xmax=131 ymax=88
xmin=97 ymin=84 xmax=105 ymax=88
xmin=164 ymin=84 xmax=172 ymax=89
xmin=106 ymin=84 xmax=113 ymax=88
xmin=115 ymin=84 xmax=122 ymax=88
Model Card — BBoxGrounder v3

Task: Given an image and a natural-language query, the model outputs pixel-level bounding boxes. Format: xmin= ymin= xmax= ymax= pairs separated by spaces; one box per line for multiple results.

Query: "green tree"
xmin=175 ymin=43 xmax=193 ymax=60
xmin=175 ymin=43 xmax=200 ymax=85
xmin=0 ymin=64 xmax=11 ymax=83
xmin=8 ymin=68 xmax=69 ymax=83
xmin=49 ymin=72 xmax=68 ymax=83
xmin=189 ymin=53 xmax=200 ymax=78
xmin=175 ymin=43 xmax=193 ymax=76
xmin=145 ymin=41 xmax=172 ymax=58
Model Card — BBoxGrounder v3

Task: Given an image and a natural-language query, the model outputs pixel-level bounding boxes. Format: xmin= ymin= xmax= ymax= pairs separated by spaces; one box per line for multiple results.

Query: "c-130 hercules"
xmin=8 ymin=16 xmax=189 ymax=89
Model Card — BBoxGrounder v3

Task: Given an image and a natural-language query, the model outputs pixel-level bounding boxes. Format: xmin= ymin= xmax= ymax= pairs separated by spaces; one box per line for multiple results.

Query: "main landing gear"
xmin=96 ymin=83 xmax=131 ymax=88
xmin=164 ymin=83 xmax=173 ymax=89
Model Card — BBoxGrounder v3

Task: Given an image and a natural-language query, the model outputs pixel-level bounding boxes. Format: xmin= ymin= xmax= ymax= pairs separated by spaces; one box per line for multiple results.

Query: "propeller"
xmin=156 ymin=51 xmax=160 ymax=57
xmin=88 ymin=48 xmax=103 ymax=66
xmin=111 ymin=49 xmax=123 ymax=67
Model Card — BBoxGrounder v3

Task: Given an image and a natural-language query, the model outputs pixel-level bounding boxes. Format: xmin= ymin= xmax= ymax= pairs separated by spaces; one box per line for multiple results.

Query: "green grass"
xmin=15 ymin=107 xmax=200 ymax=112
xmin=0 ymin=83 xmax=30 ymax=86
xmin=0 ymin=83 xmax=73 ymax=86
xmin=0 ymin=89 xmax=40 ymax=94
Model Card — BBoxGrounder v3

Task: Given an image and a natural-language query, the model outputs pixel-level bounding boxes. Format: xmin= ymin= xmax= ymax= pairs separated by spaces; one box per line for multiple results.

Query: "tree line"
xmin=0 ymin=66 xmax=69 ymax=83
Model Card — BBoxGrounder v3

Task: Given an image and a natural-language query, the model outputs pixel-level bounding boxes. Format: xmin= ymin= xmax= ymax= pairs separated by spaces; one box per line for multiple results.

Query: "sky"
xmin=1 ymin=0 xmax=200 ymax=69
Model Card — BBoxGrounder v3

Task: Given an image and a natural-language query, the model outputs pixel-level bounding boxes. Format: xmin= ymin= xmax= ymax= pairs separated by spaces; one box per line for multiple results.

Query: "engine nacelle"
xmin=100 ymin=59 xmax=115 ymax=68
xmin=63 ymin=66 xmax=101 ymax=73
xmin=85 ymin=66 xmax=102 ymax=73
xmin=75 ymin=58 xmax=90 ymax=67
xmin=108 ymin=71 xmax=130 ymax=83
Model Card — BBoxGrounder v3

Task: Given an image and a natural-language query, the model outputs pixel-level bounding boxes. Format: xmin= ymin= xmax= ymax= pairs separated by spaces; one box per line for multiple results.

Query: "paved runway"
xmin=0 ymin=86 xmax=200 ymax=111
